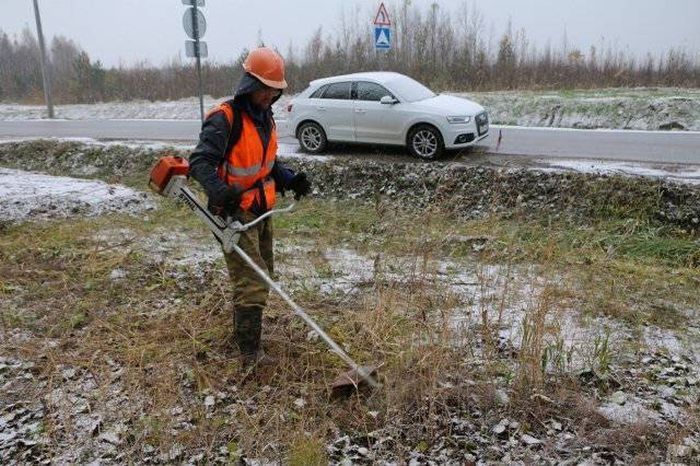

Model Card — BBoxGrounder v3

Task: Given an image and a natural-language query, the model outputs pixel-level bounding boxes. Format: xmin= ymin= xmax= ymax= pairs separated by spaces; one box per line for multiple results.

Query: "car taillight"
xmin=287 ymin=104 xmax=293 ymax=112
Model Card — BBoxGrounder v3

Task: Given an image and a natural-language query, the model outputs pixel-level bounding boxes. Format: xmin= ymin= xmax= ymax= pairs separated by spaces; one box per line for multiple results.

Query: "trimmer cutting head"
xmin=330 ymin=365 xmax=381 ymax=398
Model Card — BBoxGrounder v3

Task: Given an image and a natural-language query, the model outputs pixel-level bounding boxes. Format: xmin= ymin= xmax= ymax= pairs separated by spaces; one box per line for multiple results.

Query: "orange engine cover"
xmin=149 ymin=156 xmax=190 ymax=193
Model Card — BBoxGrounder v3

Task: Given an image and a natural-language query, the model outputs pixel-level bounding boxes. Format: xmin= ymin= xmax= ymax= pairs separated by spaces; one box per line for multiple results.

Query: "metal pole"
xmin=231 ymin=242 xmax=380 ymax=388
xmin=32 ymin=0 xmax=54 ymax=119
xmin=192 ymin=3 xmax=204 ymax=122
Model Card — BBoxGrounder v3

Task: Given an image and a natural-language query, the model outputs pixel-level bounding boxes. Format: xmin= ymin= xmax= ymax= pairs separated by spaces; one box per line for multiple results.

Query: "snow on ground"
xmin=0 ymin=168 xmax=155 ymax=223
xmin=2 ymin=89 xmax=698 ymax=132
xmin=272 ymin=244 xmax=613 ymax=369
xmin=0 ymin=95 xmax=293 ymax=121
xmin=453 ymin=88 xmax=700 ymax=131
xmin=0 ymin=137 xmax=197 ymax=152
xmin=534 ymin=159 xmax=700 ymax=185
xmin=0 ymin=136 xmax=324 ymax=162
xmin=275 ymin=242 xmax=699 ymax=376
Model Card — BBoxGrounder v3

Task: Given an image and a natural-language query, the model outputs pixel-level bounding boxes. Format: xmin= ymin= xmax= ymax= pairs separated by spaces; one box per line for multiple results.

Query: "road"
xmin=0 ymin=119 xmax=698 ymax=164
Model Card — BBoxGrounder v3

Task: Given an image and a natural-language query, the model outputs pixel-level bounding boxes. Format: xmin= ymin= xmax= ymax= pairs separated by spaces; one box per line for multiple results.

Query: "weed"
xmin=68 ymin=312 xmax=88 ymax=330
xmin=543 ymin=336 xmax=573 ymax=374
xmin=516 ymin=303 xmax=547 ymax=391
xmin=227 ymin=440 xmax=242 ymax=462
xmin=591 ymin=329 xmax=612 ymax=375
xmin=288 ymin=435 xmax=327 ymax=466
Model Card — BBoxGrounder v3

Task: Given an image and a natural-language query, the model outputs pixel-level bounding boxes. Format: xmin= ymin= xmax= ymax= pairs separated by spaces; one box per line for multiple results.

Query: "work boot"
xmin=234 ymin=305 xmax=274 ymax=367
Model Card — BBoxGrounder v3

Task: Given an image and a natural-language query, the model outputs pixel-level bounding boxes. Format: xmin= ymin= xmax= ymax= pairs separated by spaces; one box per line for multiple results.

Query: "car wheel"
xmin=297 ymin=122 xmax=327 ymax=154
xmin=407 ymin=124 xmax=444 ymax=160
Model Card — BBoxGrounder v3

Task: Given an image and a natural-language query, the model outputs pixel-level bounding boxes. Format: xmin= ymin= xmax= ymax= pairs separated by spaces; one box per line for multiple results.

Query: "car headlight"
xmin=446 ymin=115 xmax=471 ymax=124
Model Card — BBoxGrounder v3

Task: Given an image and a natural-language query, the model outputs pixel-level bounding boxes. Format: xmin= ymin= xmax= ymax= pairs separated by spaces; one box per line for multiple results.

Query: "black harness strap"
xmin=223 ymin=99 xmax=243 ymax=157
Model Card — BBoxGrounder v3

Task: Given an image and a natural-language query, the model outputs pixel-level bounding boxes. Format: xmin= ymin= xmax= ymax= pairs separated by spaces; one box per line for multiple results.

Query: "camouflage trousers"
xmin=223 ymin=211 xmax=273 ymax=355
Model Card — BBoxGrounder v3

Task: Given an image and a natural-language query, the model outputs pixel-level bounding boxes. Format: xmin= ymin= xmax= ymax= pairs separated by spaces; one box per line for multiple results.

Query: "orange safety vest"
xmin=208 ymin=102 xmax=277 ymax=212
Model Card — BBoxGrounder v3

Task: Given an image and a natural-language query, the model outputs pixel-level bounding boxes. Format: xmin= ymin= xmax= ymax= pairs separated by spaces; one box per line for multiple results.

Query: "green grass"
xmin=483 ymin=220 xmax=698 ymax=267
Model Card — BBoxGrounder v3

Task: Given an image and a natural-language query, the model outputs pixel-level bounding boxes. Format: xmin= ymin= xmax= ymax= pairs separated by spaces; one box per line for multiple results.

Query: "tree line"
xmin=1 ymin=1 xmax=698 ymax=104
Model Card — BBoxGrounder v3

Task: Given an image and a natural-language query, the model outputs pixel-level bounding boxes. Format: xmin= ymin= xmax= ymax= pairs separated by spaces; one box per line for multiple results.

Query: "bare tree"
xmin=1 ymin=2 xmax=698 ymax=104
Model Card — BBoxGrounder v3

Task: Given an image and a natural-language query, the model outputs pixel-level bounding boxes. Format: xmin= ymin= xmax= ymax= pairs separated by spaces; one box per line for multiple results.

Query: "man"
xmin=189 ymin=47 xmax=311 ymax=366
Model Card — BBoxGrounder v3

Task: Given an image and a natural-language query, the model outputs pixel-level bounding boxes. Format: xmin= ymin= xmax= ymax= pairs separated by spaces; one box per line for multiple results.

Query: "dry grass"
xmin=1 ymin=196 xmax=698 ymax=462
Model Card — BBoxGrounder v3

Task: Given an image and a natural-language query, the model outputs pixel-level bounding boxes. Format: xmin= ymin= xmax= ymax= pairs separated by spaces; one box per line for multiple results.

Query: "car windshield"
xmin=386 ymin=75 xmax=436 ymax=102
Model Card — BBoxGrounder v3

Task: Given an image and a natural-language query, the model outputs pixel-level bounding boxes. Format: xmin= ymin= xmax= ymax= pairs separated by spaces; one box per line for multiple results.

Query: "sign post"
xmin=32 ymin=0 xmax=54 ymax=119
xmin=373 ymin=2 xmax=392 ymax=53
xmin=182 ymin=0 xmax=207 ymax=122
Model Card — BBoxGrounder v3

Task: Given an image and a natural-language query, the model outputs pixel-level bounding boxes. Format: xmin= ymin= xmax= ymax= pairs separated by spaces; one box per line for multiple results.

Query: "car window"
xmin=322 ymin=82 xmax=351 ymax=100
xmin=386 ymin=75 xmax=436 ymax=102
xmin=355 ymin=81 xmax=394 ymax=101
xmin=309 ymin=84 xmax=328 ymax=98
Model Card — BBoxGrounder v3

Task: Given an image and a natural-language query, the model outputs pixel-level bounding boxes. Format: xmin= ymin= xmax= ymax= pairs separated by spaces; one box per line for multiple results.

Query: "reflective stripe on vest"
xmin=222 ymin=158 xmax=276 ymax=178
xmin=210 ymin=102 xmax=278 ymax=212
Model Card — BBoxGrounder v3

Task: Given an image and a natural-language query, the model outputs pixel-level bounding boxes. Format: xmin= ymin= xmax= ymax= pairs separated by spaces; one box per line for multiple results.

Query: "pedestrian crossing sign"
xmin=374 ymin=26 xmax=391 ymax=50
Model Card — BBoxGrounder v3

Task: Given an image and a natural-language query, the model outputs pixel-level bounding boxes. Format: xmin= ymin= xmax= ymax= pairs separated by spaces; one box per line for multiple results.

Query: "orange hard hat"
xmin=243 ymin=47 xmax=288 ymax=90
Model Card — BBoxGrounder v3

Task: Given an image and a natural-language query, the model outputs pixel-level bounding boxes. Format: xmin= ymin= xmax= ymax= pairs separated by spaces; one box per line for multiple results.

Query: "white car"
xmin=285 ymin=71 xmax=489 ymax=160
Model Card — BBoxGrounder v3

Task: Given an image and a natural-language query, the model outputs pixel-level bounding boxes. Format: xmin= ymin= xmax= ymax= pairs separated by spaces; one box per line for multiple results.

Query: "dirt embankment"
xmin=0 ymin=140 xmax=699 ymax=234
xmin=283 ymin=158 xmax=700 ymax=233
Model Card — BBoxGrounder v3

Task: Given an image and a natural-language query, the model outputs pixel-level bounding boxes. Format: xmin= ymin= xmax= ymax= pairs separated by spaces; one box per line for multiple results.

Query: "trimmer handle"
xmin=233 ymin=203 xmax=296 ymax=232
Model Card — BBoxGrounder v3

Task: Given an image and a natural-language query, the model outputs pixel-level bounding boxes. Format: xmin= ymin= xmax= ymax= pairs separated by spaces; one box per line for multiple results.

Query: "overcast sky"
xmin=3 ymin=0 xmax=699 ymax=67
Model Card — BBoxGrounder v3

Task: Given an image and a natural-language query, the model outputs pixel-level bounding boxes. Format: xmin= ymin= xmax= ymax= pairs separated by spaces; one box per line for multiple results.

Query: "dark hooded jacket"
xmin=189 ymin=73 xmax=296 ymax=210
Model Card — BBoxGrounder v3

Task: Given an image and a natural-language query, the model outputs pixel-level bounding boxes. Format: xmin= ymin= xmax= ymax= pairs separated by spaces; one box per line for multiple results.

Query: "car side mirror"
xmin=380 ymin=96 xmax=397 ymax=105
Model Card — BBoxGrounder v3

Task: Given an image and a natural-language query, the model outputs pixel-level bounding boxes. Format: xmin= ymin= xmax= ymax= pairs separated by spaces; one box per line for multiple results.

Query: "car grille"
xmin=476 ymin=112 xmax=489 ymax=136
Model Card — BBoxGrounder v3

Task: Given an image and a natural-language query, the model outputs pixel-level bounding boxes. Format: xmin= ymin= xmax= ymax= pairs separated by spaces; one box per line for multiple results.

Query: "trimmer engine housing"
xmin=149 ymin=155 xmax=190 ymax=194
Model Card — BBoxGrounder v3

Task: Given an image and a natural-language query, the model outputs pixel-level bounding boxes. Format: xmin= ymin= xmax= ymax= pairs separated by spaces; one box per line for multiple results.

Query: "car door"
xmin=315 ymin=81 xmax=355 ymax=142
xmin=353 ymin=81 xmax=405 ymax=145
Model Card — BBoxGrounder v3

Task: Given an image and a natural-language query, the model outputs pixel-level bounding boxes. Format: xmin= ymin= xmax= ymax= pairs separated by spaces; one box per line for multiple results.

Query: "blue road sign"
xmin=374 ymin=26 xmax=391 ymax=50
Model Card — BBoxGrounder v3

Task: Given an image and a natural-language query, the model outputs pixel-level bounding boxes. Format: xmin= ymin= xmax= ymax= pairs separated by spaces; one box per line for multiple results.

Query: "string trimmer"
xmin=149 ymin=156 xmax=379 ymax=393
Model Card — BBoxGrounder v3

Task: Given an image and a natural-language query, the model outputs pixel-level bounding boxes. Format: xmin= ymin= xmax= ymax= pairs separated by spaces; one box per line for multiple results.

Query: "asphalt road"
xmin=1 ymin=119 xmax=699 ymax=164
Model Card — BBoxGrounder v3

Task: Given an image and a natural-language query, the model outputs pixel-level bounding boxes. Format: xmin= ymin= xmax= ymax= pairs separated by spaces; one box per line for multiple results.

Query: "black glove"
xmin=289 ymin=173 xmax=311 ymax=200
xmin=208 ymin=186 xmax=241 ymax=217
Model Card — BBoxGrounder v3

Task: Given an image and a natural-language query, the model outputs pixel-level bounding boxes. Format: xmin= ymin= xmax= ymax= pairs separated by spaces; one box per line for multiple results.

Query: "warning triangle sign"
xmin=373 ymin=2 xmax=391 ymax=26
